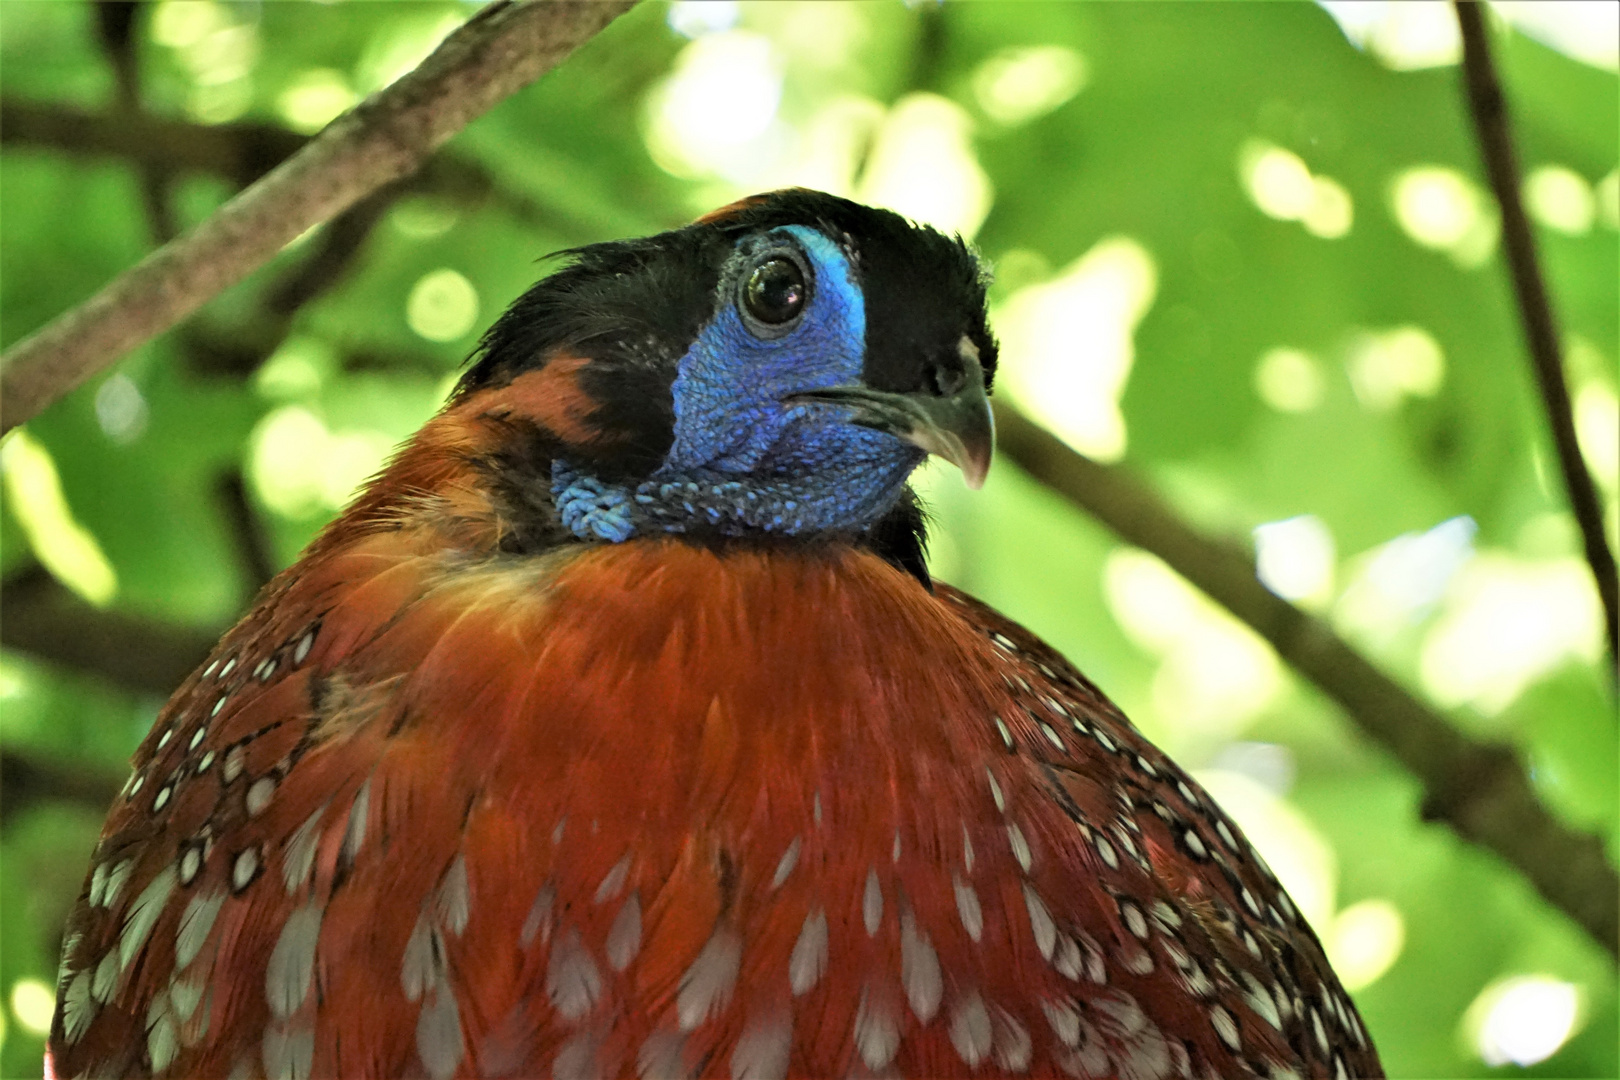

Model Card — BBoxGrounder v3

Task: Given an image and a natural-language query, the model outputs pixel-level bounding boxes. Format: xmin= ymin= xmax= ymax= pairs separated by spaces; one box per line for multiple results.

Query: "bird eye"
xmin=741 ymin=256 xmax=807 ymax=331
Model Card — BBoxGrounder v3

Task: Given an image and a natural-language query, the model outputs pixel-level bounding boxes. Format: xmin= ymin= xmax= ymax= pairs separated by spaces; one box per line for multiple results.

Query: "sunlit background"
xmin=0 ymin=1 xmax=1615 ymax=1076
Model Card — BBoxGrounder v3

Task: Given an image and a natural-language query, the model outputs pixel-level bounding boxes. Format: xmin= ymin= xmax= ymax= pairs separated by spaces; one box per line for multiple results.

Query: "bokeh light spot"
xmin=407 ymin=269 xmax=480 ymax=343
xmin=1597 ymin=170 xmax=1619 ymax=229
xmin=1327 ymin=898 xmax=1405 ymax=991
xmin=1574 ymin=380 xmax=1619 ymax=490
xmin=1303 ymin=175 xmax=1354 ymax=238
xmin=9 ymin=977 xmax=54 ymax=1036
xmin=254 ymin=337 xmax=330 ymax=401
xmin=667 ymin=0 xmax=740 ymax=39
xmin=1420 ymin=552 xmax=1605 ymax=713
xmin=249 ymin=407 xmax=395 ymax=518
xmin=1390 ymin=166 xmax=1498 ymax=266
xmin=1524 ymin=165 xmax=1595 ymax=234
xmin=1241 ymin=142 xmax=1353 ymax=238
xmin=972 ymin=45 xmax=1087 ymax=127
xmin=1243 ymin=143 xmax=1315 ymax=220
xmin=278 ymin=68 xmax=355 ymax=134
xmin=356 ymin=11 xmax=464 ymax=92
xmin=645 ymin=31 xmax=783 ymax=181
xmin=790 ymin=94 xmax=886 ymax=198
xmin=1467 ymin=974 xmax=1583 ymax=1067
xmin=1318 ymin=1 xmax=1461 ymax=70
xmin=1254 ymin=514 xmax=1337 ymax=607
xmin=390 ymin=197 xmax=460 ymax=240
xmin=0 ymin=431 xmax=118 ymax=607
xmin=1255 ymin=347 xmax=1326 ymax=413
xmin=995 ymin=238 xmax=1156 ymax=461
xmin=1491 ymin=1 xmax=1619 ymax=70
xmin=95 ymin=373 xmax=149 ymax=445
xmin=1335 ymin=516 xmax=1476 ymax=635
xmin=151 ymin=0 xmax=223 ymax=48
xmin=1346 ymin=325 xmax=1444 ymax=411
xmin=1104 ymin=549 xmax=1283 ymax=740
xmin=857 ymin=94 xmax=993 ymax=239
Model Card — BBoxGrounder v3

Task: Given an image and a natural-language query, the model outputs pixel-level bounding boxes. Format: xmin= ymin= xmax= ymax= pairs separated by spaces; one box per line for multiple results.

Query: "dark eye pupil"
xmin=744 ymin=258 xmax=806 ymax=326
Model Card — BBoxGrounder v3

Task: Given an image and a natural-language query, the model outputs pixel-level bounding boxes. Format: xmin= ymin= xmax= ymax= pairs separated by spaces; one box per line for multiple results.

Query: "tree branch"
xmin=0 ymin=98 xmax=558 ymax=228
xmin=2 ymin=97 xmax=308 ymax=186
xmin=994 ymin=402 xmax=1619 ymax=959
xmin=0 ymin=566 xmax=220 ymax=695
xmin=215 ymin=469 xmax=279 ymax=596
xmin=1 ymin=744 xmax=126 ymax=829
xmin=1452 ymin=0 xmax=1618 ymax=670
xmin=0 ymin=0 xmax=637 ymax=435
xmin=93 ymin=0 xmax=179 ymax=244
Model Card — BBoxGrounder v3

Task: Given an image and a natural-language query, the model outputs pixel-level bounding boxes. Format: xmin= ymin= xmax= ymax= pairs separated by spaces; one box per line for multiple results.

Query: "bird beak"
xmin=787 ymin=348 xmax=994 ymax=490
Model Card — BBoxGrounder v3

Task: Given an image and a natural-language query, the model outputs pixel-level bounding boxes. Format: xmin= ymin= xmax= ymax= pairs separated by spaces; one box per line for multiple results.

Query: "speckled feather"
xmin=52 ymin=533 xmax=1378 ymax=1078
xmin=51 ymin=190 xmax=1379 ymax=1079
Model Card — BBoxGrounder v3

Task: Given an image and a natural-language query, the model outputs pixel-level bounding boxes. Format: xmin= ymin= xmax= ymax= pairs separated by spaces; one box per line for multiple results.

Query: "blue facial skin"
xmin=553 ymin=225 xmax=926 ymax=543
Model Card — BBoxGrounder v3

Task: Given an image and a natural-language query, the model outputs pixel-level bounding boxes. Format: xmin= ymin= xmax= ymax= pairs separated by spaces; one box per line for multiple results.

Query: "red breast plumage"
xmin=50 ymin=190 xmax=1382 ymax=1079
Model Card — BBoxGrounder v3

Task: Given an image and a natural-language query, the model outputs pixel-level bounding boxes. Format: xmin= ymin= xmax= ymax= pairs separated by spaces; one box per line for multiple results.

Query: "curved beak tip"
xmin=903 ymin=401 xmax=994 ymax=490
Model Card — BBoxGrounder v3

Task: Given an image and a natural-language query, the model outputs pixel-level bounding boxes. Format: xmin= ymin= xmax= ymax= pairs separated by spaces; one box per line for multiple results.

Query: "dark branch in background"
xmin=0 ymin=570 xmax=216 ymax=825
xmin=995 ymin=403 xmax=1619 ymax=960
xmin=0 ymin=98 xmax=563 ymax=231
xmin=216 ymin=470 xmax=279 ymax=593
xmin=0 ymin=0 xmax=638 ymax=434
xmin=1452 ymin=0 xmax=1619 ymax=670
xmin=0 ymin=568 xmax=218 ymax=825
xmin=2 ymin=98 xmax=307 ymax=187
xmin=2 ymin=746 xmax=125 ymax=830
xmin=94 ymin=0 xmax=178 ymax=243
xmin=181 ymin=183 xmax=405 ymax=379
xmin=0 ymin=567 xmax=219 ymax=695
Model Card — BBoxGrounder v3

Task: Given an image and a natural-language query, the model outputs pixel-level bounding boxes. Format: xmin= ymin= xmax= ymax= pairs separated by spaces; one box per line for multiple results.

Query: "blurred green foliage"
xmin=1 ymin=2 xmax=1615 ymax=1076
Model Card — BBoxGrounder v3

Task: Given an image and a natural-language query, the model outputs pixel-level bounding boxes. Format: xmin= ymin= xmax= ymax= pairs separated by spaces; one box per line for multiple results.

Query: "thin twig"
xmin=0 ymin=0 xmax=637 ymax=435
xmin=1452 ymin=0 xmax=1618 ymax=669
xmin=993 ymin=402 xmax=1619 ymax=959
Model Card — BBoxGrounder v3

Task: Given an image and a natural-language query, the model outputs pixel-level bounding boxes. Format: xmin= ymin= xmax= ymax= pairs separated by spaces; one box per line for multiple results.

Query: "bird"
xmin=49 ymin=188 xmax=1382 ymax=1080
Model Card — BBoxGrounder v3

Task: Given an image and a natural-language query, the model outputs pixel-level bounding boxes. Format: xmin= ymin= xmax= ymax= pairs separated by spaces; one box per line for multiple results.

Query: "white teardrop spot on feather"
xmin=900 ymin=909 xmax=943 ymax=1023
xmin=731 ymin=1010 xmax=792 ymax=1080
xmin=770 ymin=837 xmax=801 ymax=890
xmin=546 ymin=928 xmax=603 ymax=1022
xmin=853 ymin=987 xmax=900 ymax=1070
xmin=677 ymin=928 xmax=742 ymax=1031
xmin=949 ymin=992 xmax=992 ymax=1067
xmin=862 ymin=868 xmax=883 ymax=936
xmin=606 ymin=893 xmax=642 ymax=972
xmin=265 ymin=902 xmax=323 ymax=1019
xmin=788 ymin=909 xmax=827 ymax=996
xmin=954 ymin=875 xmax=984 ymax=943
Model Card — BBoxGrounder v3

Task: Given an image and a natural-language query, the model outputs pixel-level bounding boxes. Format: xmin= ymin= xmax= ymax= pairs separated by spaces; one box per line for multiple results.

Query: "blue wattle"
xmin=553 ymin=224 xmax=925 ymax=542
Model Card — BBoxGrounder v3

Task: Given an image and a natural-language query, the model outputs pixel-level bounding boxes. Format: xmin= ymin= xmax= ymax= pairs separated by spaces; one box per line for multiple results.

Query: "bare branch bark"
xmin=994 ymin=402 xmax=1619 ymax=959
xmin=1452 ymin=0 xmax=1618 ymax=670
xmin=0 ymin=0 xmax=637 ymax=435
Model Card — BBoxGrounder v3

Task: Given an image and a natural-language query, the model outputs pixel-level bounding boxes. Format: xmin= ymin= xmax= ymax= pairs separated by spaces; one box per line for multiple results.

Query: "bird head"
xmin=370 ymin=190 xmax=996 ymax=578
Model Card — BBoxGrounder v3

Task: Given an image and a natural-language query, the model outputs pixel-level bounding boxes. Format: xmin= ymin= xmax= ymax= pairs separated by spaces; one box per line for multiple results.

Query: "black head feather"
xmin=456 ymin=189 xmax=996 ymax=585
